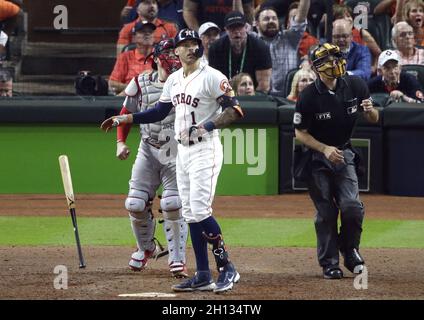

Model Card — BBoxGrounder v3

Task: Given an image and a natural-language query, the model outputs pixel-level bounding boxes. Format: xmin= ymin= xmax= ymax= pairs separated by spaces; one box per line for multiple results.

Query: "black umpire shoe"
xmin=342 ymin=248 xmax=365 ymax=274
xmin=323 ymin=266 xmax=343 ymax=279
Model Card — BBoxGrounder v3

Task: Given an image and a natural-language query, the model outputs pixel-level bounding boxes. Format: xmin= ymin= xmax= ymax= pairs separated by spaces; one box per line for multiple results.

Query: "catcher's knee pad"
xmin=160 ymin=190 xmax=182 ymax=220
xmin=125 ymin=189 xmax=150 ymax=213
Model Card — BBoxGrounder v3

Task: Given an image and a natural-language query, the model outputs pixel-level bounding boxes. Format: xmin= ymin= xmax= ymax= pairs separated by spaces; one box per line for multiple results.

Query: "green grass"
xmin=0 ymin=217 xmax=423 ymax=248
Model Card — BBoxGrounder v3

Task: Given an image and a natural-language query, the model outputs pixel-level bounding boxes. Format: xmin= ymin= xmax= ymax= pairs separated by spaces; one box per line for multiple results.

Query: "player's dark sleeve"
xmin=132 ymin=101 xmax=173 ymax=124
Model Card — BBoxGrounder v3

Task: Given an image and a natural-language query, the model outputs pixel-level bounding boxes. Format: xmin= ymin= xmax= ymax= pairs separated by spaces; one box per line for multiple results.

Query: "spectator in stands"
xmin=333 ymin=3 xmax=381 ymax=75
xmin=368 ymin=49 xmax=424 ymax=103
xmin=198 ymin=22 xmax=221 ymax=64
xmin=394 ymin=0 xmax=424 ymax=46
xmin=0 ymin=68 xmax=12 ymax=97
xmin=255 ymin=0 xmax=310 ymax=96
xmin=0 ymin=0 xmax=21 ymax=35
xmin=209 ymin=11 xmax=272 ymax=92
xmin=286 ymin=1 xmax=318 ymax=60
xmin=117 ymin=0 xmax=178 ymax=56
xmin=286 ymin=67 xmax=316 ymax=102
xmin=122 ymin=0 xmax=186 ymax=30
xmin=392 ymin=21 xmax=424 ymax=64
xmin=183 ymin=0 xmax=254 ymax=31
xmin=374 ymin=0 xmax=397 ymax=20
xmin=109 ymin=21 xmax=155 ymax=95
xmin=332 ymin=19 xmax=372 ymax=80
xmin=230 ymin=72 xmax=255 ymax=96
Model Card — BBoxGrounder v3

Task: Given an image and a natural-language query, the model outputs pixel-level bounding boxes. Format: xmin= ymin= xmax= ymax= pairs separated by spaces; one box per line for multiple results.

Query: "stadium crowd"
xmin=1 ymin=0 xmax=424 ymax=103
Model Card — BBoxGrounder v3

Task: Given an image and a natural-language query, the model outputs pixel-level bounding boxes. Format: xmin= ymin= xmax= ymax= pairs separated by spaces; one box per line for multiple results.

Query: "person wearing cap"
xmin=182 ymin=0 xmax=254 ymax=31
xmin=110 ymin=38 xmax=189 ymax=278
xmin=294 ymin=43 xmax=378 ymax=280
xmin=368 ymin=49 xmax=424 ymax=103
xmin=208 ymin=10 xmax=272 ymax=93
xmin=254 ymin=0 xmax=310 ymax=96
xmin=110 ymin=21 xmax=156 ymax=95
xmin=198 ymin=22 xmax=220 ymax=64
xmin=101 ymin=28 xmax=244 ymax=294
xmin=117 ymin=0 xmax=178 ymax=56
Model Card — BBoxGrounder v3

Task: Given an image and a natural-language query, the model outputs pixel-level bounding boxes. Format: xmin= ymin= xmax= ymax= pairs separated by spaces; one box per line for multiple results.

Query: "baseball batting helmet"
xmin=174 ymin=28 xmax=203 ymax=58
xmin=145 ymin=38 xmax=182 ymax=74
xmin=310 ymin=43 xmax=347 ymax=79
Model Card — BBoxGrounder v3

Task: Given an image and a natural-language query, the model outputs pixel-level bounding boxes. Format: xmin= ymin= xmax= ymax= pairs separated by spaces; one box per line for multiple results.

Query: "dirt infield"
xmin=1 ymin=247 xmax=423 ymax=300
xmin=0 ymin=194 xmax=423 ymax=300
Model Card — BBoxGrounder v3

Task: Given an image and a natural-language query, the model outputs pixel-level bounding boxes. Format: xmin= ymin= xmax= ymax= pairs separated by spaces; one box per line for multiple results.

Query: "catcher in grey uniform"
xmin=115 ymin=39 xmax=189 ymax=278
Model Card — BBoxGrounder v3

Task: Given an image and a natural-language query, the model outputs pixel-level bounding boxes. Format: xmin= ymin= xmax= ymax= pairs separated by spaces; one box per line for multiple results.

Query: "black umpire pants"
xmin=306 ymin=149 xmax=364 ymax=269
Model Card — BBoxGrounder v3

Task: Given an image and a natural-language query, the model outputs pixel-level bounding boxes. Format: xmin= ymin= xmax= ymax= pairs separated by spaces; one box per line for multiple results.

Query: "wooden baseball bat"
xmin=58 ymin=155 xmax=86 ymax=268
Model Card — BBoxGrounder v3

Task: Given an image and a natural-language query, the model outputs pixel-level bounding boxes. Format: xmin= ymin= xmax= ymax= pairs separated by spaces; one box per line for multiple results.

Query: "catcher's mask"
xmin=311 ymin=43 xmax=347 ymax=79
xmin=145 ymin=38 xmax=182 ymax=75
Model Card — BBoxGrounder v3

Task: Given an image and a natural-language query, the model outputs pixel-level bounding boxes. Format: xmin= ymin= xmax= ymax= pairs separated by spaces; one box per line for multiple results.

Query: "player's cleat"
xmin=214 ymin=262 xmax=240 ymax=293
xmin=169 ymin=261 xmax=189 ymax=278
xmin=323 ymin=266 xmax=343 ymax=279
xmin=172 ymin=271 xmax=216 ymax=292
xmin=128 ymin=247 xmax=158 ymax=271
xmin=342 ymin=248 xmax=365 ymax=274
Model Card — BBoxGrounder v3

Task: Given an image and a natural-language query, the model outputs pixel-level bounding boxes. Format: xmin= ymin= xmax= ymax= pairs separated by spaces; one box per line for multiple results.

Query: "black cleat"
xmin=342 ymin=248 xmax=365 ymax=274
xmin=323 ymin=267 xmax=343 ymax=279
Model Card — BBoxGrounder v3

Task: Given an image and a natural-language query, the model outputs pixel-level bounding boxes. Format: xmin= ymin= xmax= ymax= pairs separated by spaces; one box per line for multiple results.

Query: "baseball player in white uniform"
xmin=102 ymin=29 xmax=244 ymax=293
xmin=114 ymin=39 xmax=189 ymax=278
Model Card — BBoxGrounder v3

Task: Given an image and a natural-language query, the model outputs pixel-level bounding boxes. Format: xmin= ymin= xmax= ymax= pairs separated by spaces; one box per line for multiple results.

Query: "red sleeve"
xmin=117 ymin=107 xmax=132 ymax=143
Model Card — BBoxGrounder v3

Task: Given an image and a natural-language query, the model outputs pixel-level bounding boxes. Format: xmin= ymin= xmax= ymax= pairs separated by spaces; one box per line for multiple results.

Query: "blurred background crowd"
xmin=1 ymin=0 xmax=423 ymax=106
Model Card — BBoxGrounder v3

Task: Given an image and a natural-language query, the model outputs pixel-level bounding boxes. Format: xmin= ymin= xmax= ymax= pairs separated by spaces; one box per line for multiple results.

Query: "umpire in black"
xmin=293 ymin=43 xmax=379 ymax=279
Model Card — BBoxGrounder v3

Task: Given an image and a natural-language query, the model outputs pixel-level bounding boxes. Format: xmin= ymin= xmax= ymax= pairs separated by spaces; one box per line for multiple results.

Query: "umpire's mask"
xmin=311 ymin=43 xmax=347 ymax=79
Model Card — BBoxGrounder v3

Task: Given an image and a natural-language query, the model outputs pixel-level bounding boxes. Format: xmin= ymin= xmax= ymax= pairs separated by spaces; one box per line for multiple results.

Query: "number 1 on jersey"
xmin=191 ymin=111 xmax=197 ymax=125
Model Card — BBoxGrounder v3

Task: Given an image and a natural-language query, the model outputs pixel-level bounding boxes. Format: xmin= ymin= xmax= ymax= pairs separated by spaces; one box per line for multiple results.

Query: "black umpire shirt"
xmin=208 ymin=33 xmax=272 ymax=88
xmin=367 ymin=71 xmax=423 ymax=101
xmin=293 ymin=75 xmax=370 ymax=147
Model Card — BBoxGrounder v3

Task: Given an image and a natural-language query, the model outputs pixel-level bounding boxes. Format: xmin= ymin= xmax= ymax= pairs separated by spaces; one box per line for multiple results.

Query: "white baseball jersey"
xmin=160 ymin=62 xmax=232 ymax=141
xmin=159 ymin=62 xmax=231 ymax=223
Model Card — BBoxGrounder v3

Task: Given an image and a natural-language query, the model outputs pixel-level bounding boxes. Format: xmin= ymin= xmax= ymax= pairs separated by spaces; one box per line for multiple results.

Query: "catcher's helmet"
xmin=310 ymin=43 xmax=347 ymax=79
xmin=145 ymin=38 xmax=182 ymax=74
xmin=174 ymin=28 xmax=203 ymax=58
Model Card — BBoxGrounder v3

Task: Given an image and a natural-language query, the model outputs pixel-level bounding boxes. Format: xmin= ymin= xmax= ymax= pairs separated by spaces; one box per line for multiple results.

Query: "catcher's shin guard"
xmin=202 ymin=232 xmax=229 ymax=270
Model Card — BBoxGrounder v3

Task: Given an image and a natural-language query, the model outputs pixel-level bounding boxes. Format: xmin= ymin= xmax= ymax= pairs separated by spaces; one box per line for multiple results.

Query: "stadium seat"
xmin=402 ymin=64 xmax=424 ymax=88
xmin=284 ymin=68 xmax=300 ymax=97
